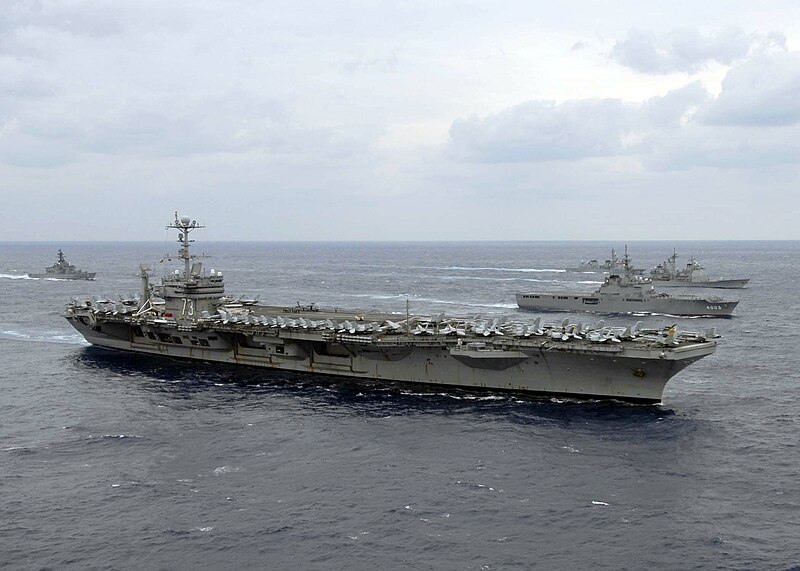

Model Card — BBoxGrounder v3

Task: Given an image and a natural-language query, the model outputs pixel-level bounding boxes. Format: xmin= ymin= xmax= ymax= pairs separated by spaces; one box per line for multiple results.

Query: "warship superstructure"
xmin=65 ymin=214 xmax=721 ymax=403
xmin=31 ymin=250 xmax=95 ymax=280
xmin=649 ymin=251 xmax=749 ymax=289
xmin=518 ymin=253 xmax=739 ymax=317
xmin=567 ymin=248 xmax=644 ymax=275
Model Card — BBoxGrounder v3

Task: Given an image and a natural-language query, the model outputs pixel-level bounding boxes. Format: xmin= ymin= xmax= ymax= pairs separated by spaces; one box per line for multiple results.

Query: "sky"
xmin=1 ymin=0 xmax=800 ymax=241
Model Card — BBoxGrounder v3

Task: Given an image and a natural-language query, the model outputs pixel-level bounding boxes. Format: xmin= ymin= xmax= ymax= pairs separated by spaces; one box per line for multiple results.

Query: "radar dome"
xmin=180 ymin=216 xmax=191 ymax=225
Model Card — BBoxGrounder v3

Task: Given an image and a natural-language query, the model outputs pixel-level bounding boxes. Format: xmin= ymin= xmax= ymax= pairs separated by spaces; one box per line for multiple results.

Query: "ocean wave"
xmin=415 ymin=266 xmax=566 ymax=273
xmin=0 ymin=329 xmax=90 ymax=346
xmin=213 ymin=466 xmax=241 ymax=475
xmin=340 ymin=292 xmax=519 ymax=310
xmin=431 ymin=275 xmax=564 ymax=283
xmin=0 ymin=273 xmax=34 ymax=280
xmin=415 ymin=298 xmax=519 ymax=310
xmin=397 ymin=390 xmax=509 ymax=401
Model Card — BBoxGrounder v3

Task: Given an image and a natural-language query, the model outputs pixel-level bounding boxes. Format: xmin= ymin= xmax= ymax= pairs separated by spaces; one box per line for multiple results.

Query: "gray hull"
xmin=62 ymin=213 xmax=720 ymax=405
xmin=648 ymin=252 xmax=749 ymax=290
xmin=650 ymin=278 xmax=749 ymax=289
xmin=65 ymin=311 xmax=713 ymax=403
xmin=516 ymin=292 xmax=738 ymax=317
xmin=30 ymin=271 xmax=96 ymax=280
xmin=33 ymin=250 xmax=95 ymax=280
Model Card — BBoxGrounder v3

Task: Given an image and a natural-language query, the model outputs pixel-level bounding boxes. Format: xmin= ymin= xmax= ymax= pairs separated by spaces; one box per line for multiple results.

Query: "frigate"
xmin=64 ymin=214 xmax=721 ymax=403
xmin=30 ymin=249 xmax=96 ymax=280
xmin=518 ymin=253 xmax=739 ymax=317
xmin=649 ymin=251 xmax=749 ymax=289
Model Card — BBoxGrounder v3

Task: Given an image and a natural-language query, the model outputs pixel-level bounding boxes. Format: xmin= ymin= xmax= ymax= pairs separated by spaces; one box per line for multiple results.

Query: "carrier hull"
xmin=64 ymin=214 xmax=720 ymax=405
xmin=66 ymin=308 xmax=715 ymax=404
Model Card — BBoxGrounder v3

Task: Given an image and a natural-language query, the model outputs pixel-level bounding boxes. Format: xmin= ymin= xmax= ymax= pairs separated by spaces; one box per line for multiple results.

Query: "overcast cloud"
xmin=610 ymin=28 xmax=786 ymax=74
xmin=1 ymin=0 xmax=799 ymax=240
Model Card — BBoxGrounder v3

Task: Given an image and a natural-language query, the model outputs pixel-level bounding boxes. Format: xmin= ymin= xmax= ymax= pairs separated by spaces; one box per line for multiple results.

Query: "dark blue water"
xmin=1 ymin=241 xmax=798 ymax=570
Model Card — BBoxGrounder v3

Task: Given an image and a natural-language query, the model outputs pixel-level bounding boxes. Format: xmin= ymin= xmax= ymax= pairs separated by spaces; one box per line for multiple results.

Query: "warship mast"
xmin=167 ymin=212 xmax=204 ymax=280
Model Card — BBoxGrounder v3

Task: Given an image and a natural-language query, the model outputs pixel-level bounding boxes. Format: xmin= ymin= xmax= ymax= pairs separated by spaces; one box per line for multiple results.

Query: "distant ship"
xmin=518 ymin=253 xmax=739 ymax=317
xmin=567 ymin=248 xmax=644 ymax=275
xmin=30 ymin=250 xmax=95 ymax=280
xmin=649 ymin=251 xmax=749 ymax=289
xmin=63 ymin=213 xmax=721 ymax=404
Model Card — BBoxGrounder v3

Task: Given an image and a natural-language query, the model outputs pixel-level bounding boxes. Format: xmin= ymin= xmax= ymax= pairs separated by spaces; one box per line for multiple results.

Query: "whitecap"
xmin=415 ymin=266 xmax=566 ymax=273
xmin=0 ymin=329 xmax=89 ymax=346
xmin=213 ymin=466 xmax=240 ymax=475
xmin=592 ymin=501 xmax=609 ymax=506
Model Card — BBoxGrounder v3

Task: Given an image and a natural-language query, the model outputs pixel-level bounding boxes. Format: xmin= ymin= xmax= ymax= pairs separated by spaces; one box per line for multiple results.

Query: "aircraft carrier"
xmin=64 ymin=214 xmax=721 ymax=403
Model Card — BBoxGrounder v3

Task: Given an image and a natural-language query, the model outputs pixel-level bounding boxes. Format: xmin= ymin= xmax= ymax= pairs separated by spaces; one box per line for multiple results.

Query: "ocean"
xmin=1 ymin=240 xmax=798 ymax=570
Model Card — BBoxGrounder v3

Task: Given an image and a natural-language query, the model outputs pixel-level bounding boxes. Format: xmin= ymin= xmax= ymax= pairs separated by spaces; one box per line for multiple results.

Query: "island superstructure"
xmin=65 ymin=213 xmax=721 ymax=403
xmin=567 ymin=248 xmax=644 ymax=275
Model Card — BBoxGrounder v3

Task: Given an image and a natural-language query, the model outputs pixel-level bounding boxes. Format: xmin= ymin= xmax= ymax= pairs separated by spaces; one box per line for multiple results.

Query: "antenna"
xmin=406 ymin=298 xmax=410 ymax=339
xmin=166 ymin=212 xmax=205 ymax=280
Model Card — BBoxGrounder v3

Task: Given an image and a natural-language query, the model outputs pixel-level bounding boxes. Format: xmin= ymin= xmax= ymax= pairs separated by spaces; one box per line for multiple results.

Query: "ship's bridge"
xmin=158 ymin=262 xmax=226 ymax=315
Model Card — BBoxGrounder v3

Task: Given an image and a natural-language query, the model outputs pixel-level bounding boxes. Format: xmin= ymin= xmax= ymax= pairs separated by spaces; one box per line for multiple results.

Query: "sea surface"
xmin=1 ymin=241 xmax=798 ymax=570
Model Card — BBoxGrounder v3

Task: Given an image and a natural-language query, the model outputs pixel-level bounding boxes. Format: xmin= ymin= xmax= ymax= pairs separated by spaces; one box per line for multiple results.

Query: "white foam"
xmin=0 ymin=329 xmax=89 ymax=346
xmin=340 ymin=293 xmax=519 ymax=310
xmin=0 ymin=273 xmax=35 ymax=280
xmin=410 ymin=297 xmax=519 ymax=310
xmin=213 ymin=466 xmax=240 ymax=475
xmin=419 ymin=266 xmax=566 ymax=273
xmin=591 ymin=501 xmax=609 ymax=506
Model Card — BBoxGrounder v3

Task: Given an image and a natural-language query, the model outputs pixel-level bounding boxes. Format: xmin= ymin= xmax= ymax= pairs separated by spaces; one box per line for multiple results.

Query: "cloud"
xmin=447 ymin=53 xmax=800 ymax=173
xmin=611 ymin=28 xmax=786 ymax=74
xmin=698 ymin=52 xmax=800 ymax=126
xmin=448 ymin=99 xmax=638 ymax=162
xmin=448 ymin=82 xmax=709 ymax=164
xmin=641 ymin=54 xmax=800 ymax=169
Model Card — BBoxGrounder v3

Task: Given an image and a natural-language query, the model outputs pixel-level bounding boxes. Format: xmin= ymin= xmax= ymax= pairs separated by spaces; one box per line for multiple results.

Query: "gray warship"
xmin=649 ymin=251 xmax=749 ymax=289
xmin=567 ymin=248 xmax=644 ymax=275
xmin=518 ymin=253 xmax=739 ymax=317
xmin=31 ymin=249 xmax=96 ymax=280
xmin=64 ymin=214 xmax=721 ymax=403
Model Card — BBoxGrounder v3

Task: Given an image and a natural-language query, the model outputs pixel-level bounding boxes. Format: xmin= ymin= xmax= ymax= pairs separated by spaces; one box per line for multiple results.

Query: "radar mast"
xmin=166 ymin=212 xmax=204 ymax=280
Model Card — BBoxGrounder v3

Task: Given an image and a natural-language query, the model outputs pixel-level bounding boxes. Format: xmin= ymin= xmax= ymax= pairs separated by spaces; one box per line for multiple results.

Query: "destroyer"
xmin=65 ymin=214 xmax=720 ymax=403
xmin=649 ymin=251 xmax=749 ymax=289
xmin=31 ymin=249 xmax=95 ymax=280
xmin=518 ymin=253 xmax=738 ymax=317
